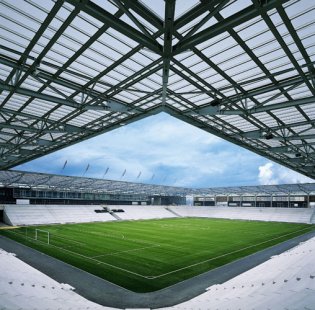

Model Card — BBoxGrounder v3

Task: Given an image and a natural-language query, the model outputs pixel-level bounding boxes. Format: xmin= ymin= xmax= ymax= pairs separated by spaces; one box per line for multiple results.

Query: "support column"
xmin=288 ymin=193 xmax=290 ymax=208
xmin=270 ymin=194 xmax=273 ymax=208
xmin=254 ymin=195 xmax=257 ymax=208
xmin=307 ymin=194 xmax=310 ymax=208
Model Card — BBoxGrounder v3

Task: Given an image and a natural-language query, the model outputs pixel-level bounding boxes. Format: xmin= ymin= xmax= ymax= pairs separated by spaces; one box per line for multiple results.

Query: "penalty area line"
xmin=42 ymin=242 xmax=152 ymax=279
xmin=91 ymin=244 xmax=160 ymax=258
xmin=4 ymin=229 xmax=151 ymax=279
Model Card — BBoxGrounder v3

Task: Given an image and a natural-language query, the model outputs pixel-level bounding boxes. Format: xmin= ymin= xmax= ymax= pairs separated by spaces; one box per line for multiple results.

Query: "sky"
xmin=14 ymin=112 xmax=314 ymax=188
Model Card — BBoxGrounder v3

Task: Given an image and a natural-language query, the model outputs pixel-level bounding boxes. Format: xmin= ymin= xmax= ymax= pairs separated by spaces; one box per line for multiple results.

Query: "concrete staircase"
xmin=310 ymin=209 xmax=315 ymax=224
xmin=165 ymin=207 xmax=182 ymax=217
xmin=109 ymin=211 xmax=122 ymax=220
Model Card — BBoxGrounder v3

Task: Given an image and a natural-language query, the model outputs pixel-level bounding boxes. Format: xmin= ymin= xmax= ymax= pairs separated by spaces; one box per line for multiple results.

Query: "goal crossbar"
xmin=35 ymin=229 xmax=50 ymax=244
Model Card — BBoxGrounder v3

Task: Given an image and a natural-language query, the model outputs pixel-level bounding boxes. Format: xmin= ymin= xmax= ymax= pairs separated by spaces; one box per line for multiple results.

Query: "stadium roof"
xmin=0 ymin=0 xmax=315 ymax=179
xmin=1 ymin=170 xmax=315 ymax=196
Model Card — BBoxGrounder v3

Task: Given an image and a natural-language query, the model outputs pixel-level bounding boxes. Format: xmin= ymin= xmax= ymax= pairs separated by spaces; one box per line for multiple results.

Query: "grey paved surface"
xmin=1 ymin=230 xmax=315 ymax=309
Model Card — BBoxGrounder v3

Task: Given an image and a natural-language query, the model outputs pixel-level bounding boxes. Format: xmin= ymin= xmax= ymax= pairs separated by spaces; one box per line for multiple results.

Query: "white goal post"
xmin=35 ymin=229 xmax=50 ymax=244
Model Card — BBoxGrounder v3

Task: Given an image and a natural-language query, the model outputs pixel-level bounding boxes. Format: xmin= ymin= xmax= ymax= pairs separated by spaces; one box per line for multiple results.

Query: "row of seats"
xmin=3 ymin=204 xmax=315 ymax=226
xmin=3 ymin=204 xmax=177 ymax=226
xmin=115 ymin=205 xmax=176 ymax=220
xmin=3 ymin=205 xmax=114 ymax=226
xmin=1 ymin=236 xmax=315 ymax=309
xmin=160 ymin=237 xmax=315 ymax=310
xmin=0 ymin=249 xmax=113 ymax=310
xmin=168 ymin=206 xmax=315 ymax=223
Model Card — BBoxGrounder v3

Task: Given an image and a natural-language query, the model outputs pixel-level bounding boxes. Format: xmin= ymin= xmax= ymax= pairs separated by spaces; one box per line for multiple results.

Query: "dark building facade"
xmin=0 ymin=187 xmax=185 ymax=206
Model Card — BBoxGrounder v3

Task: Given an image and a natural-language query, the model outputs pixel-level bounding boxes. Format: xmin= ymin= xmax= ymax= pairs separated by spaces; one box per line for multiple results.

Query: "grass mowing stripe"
xmin=1 ymin=218 xmax=314 ymax=292
xmin=4 ymin=228 xmax=151 ymax=279
xmin=51 ymin=234 xmax=86 ymax=246
xmin=146 ymin=226 xmax=312 ymax=279
xmin=91 ymin=244 xmax=161 ymax=258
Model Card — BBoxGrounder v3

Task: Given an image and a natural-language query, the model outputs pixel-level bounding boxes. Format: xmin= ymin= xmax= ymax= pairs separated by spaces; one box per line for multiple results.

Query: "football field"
xmin=1 ymin=218 xmax=314 ymax=292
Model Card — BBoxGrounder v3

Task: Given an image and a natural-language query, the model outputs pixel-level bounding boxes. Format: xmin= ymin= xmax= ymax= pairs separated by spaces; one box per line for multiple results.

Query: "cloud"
xmin=16 ymin=113 xmax=229 ymax=186
xmin=258 ymin=162 xmax=314 ymax=185
xmin=16 ymin=112 xmax=314 ymax=188
xmin=258 ymin=162 xmax=276 ymax=185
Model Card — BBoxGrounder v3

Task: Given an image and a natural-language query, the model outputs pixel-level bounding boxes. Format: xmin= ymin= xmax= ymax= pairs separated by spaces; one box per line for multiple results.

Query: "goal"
xmin=35 ymin=229 xmax=50 ymax=244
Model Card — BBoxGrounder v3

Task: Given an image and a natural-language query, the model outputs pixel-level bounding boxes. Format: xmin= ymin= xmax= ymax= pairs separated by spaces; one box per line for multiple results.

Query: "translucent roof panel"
xmin=1 ymin=170 xmax=315 ymax=196
xmin=0 ymin=0 xmax=314 ymax=180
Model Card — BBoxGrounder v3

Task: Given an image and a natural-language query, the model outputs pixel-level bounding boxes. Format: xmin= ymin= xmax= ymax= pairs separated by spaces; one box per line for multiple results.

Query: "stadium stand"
xmin=1 ymin=236 xmax=314 ymax=309
xmin=3 ymin=205 xmax=114 ymax=226
xmin=0 ymin=249 xmax=113 ymax=310
xmin=3 ymin=205 xmax=315 ymax=226
xmin=160 ymin=237 xmax=315 ymax=310
xmin=113 ymin=205 xmax=177 ymax=220
xmin=168 ymin=206 xmax=315 ymax=223
xmin=165 ymin=207 xmax=183 ymax=218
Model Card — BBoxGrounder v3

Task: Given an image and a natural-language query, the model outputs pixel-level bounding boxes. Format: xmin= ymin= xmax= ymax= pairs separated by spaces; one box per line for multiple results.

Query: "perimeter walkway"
xmin=1 ymin=230 xmax=315 ymax=309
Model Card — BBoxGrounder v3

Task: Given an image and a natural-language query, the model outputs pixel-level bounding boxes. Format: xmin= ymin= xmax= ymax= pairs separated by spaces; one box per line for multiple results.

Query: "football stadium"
xmin=1 ymin=0 xmax=315 ymax=309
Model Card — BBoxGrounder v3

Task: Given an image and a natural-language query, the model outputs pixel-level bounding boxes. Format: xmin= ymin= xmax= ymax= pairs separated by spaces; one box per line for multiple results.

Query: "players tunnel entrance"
xmin=0 ymin=206 xmax=4 ymax=223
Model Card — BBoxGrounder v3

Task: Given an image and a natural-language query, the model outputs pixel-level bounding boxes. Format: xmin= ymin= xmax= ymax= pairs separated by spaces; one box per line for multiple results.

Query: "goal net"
xmin=35 ymin=229 xmax=50 ymax=244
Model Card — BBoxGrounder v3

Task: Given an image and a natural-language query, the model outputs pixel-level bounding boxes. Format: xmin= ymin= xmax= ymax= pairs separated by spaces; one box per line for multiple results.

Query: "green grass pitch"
xmin=1 ymin=218 xmax=314 ymax=292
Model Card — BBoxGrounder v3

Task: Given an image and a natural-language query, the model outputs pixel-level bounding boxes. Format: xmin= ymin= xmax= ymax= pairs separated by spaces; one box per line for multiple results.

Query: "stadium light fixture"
xmin=210 ymin=99 xmax=221 ymax=107
xmin=264 ymin=132 xmax=274 ymax=140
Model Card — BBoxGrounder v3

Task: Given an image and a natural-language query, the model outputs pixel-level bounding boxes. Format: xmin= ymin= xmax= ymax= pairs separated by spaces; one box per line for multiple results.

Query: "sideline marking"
xmin=146 ymin=226 xmax=312 ymax=279
xmin=5 ymin=228 xmax=151 ymax=279
xmin=72 ymin=227 xmax=160 ymax=247
xmin=0 ymin=226 xmax=20 ymax=230
xmin=67 ymin=228 xmax=126 ymax=240
xmin=52 ymin=234 xmax=86 ymax=246
xmin=4 ymin=225 xmax=313 ymax=280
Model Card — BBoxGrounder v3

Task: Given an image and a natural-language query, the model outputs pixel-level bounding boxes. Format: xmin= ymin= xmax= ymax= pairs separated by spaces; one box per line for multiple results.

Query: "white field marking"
xmin=15 ymin=233 xmax=153 ymax=279
xmin=6 ymin=229 xmax=151 ymax=279
xmin=72 ymin=227 xmax=160 ymax=247
xmin=7 ymin=225 xmax=312 ymax=280
xmin=56 ymin=224 xmax=126 ymax=240
xmin=72 ymin=228 xmax=125 ymax=240
xmin=91 ymin=244 xmax=161 ymax=258
xmin=157 ymin=223 xmax=211 ymax=231
xmin=26 ymin=228 xmax=87 ymax=246
xmin=144 ymin=226 xmax=313 ymax=279
xmin=50 ymin=234 xmax=86 ymax=246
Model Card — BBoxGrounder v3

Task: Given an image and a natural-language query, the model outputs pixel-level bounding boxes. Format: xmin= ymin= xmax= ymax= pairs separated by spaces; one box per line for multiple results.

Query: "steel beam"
xmin=258 ymin=4 xmax=315 ymax=97
xmin=191 ymin=95 xmax=315 ymax=115
xmin=162 ymin=0 xmax=176 ymax=104
xmin=162 ymin=105 xmax=313 ymax=178
xmin=239 ymin=119 xmax=315 ymax=139
xmin=120 ymin=0 xmax=163 ymax=30
xmin=173 ymin=0 xmax=289 ymax=55
xmin=224 ymin=74 xmax=314 ymax=104
xmin=1 ymin=2 xmax=83 ymax=108
xmin=0 ymin=82 xmax=80 ymax=108
xmin=174 ymin=0 xmax=225 ymax=30
xmin=0 ymin=82 xmax=137 ymax=113
xmin=181 ymin=0 xmax=230 ymax=40
xmin=0 ymin=0 xmax=64 ymax=98
xmin=66 ymin=0 xmax=163 ymax=55
xmin=248 ymin=96 xmax=315 ymax=114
